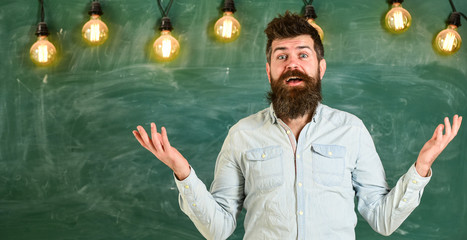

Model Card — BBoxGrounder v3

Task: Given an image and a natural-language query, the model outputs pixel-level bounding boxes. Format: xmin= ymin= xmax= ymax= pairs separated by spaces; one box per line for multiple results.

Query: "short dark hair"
xmin=264 ymin=11 xmax=324 ymax=64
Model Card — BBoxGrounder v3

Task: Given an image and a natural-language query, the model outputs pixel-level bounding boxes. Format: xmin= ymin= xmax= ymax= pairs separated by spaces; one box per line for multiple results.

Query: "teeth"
xmin=287 ymin=77 xmax=301 ymax=82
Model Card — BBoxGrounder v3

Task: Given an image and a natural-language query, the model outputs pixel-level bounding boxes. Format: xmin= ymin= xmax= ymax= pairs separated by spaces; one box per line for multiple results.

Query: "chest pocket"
xmin=311 ymin=144 xmax=346 ymax=187
xmin=245 ymin=146 xmax=284 ymax=192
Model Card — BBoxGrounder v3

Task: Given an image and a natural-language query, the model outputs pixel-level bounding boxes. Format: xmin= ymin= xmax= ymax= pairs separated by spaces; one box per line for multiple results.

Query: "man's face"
xmin=266 ymin=35 xmax=326 ymax=120
xmin=266 ymin=35 xmax=326 ymax=86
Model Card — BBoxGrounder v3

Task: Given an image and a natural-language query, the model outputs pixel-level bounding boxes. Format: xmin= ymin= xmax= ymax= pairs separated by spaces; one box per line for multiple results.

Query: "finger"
xmin=451 ymin=115 xmax=462 ymax=136
xmin=161 ymin=127 xmax=172 ymax=151
xmin=133 ymin=130 xmax=150 ymax=151
xmin=157 ymin=132 xmax=163 ymax=143
xmin=444 ymin=117 xmax=452 ymax=138
xmin=431 ymin=124 xmax=441 ymax=139
xmin=434 ymin=124 xmax=444 ymax=143
xmin=137 ymin=125 xmax=156 ymax=151
xmin=151 ymin=123 xmax=163 ymax=152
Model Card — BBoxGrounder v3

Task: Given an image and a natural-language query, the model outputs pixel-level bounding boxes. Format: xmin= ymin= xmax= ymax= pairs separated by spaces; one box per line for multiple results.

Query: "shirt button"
xmin=262 ymin=153 xmax=266 ymax=159
xmin=328 ymin=151 xmax=333 ymax=156
xmin=299 ymin=211 xmax=304 ymax=215
xmin=297 ymin=154 xmax=300 ymax=159
xmin=298 ymin=182 xmax=303 ymax=187
xmin=192 ymin=203 xmax=196 ymax=207
xmin=412 ymin=180 xmax=417 ymax=184
xmin=286 ymin=130 xmax=291 ymax=134
xmin=184 ymin=185 xmax=190 ymax=189
xmin=403 ymin=198 xmax=407 ymax=202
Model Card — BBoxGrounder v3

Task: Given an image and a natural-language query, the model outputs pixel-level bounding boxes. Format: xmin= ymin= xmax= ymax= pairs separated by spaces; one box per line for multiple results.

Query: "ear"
xmin=266 ymin=62 xmax=271 ymax=83
xmin=318 ymin=59 xmax=326 ymax=80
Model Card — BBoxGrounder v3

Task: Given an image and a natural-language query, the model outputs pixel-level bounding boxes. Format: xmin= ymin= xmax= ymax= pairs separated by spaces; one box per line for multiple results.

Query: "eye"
xmin=299 ymin=53 xmax=308 ymax=58
xmin=277 ymin=54 xmax=287 ymax=60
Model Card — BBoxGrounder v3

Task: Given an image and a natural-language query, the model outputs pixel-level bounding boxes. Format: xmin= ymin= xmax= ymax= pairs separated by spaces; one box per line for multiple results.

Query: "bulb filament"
xmin=38 ymin=45 xmax=48 ymax=63
xmin=393 ymin=11 xmax=404 ymax=30
xmin=162 ymin=38 xmax=172 ymax=58
xmin=442 ymin=32 xmax=456 ymax=52
xmin=222 ymin=19 xmax=233 ymax=38
xmin=90 ymin=23 xmax=100 ymax=42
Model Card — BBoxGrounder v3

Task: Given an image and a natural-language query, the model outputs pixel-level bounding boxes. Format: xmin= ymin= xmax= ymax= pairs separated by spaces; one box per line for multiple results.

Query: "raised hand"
xmin=415 ymin=115 xmax=463 ymax=177
xmin=133 ymin=123 xmax=191 ymax=180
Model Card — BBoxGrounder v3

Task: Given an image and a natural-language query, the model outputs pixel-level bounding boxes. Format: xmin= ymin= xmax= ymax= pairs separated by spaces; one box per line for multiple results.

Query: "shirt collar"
xmin=268 ymin=104 xmax=278 ymax=124
xmin=268 ymin=103 xmax=323 ymax=124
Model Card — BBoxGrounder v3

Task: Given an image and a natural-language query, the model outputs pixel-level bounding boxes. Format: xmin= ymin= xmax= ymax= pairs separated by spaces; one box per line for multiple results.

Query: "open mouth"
xmin=285 ymin=76 xmax=303 ymax=85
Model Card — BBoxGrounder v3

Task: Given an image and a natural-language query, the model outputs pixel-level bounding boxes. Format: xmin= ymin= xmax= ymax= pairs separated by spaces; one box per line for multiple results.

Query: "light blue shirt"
xmin=175 ymin=104 xmax=431 ymax=239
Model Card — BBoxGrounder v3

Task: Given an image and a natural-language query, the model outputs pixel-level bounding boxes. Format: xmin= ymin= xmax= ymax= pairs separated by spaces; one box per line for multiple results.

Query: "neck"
xmin=281 ymin=112 xmax=312 ymax=140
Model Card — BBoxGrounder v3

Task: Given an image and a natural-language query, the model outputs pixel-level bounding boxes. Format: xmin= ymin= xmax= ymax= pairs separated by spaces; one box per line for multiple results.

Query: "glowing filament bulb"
xmin=222 ymin=18 xmax=233 ymax=38
xmin=153 ymin=30 xmax=180 ymax=61
xmin=385 ymin=3 xmax=412 ymax=33
xmin=214 ymin=11 xmax=241 ymax=42
xmin=306 ymin=18 xmax=324 ymax=40
xmin=82 ymin=14 xmax=109 ymax=45
xmin=434 ymin=25 xmax=462 ymax=55
xmin=30 ymin=35 xmax=57 ymax=66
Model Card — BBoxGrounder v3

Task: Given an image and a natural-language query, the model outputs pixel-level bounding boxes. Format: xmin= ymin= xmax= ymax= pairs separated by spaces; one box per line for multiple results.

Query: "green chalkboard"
xmin=1 ymin=0 xmax=466 ymax=239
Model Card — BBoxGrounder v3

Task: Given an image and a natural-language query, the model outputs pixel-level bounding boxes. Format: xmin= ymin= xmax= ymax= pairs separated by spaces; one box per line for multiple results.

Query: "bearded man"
xmin=133 ymin=12 xmax=462 ymax=239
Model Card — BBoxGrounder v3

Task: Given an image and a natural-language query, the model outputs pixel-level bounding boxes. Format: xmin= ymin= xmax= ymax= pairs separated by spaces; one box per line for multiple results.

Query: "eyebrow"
xmin=272 ymin=45 xmax=312 ymax=54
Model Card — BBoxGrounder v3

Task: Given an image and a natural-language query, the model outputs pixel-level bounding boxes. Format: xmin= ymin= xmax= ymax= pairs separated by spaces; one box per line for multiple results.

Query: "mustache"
xmin=278 ymin=69 xmax=314 ymax=82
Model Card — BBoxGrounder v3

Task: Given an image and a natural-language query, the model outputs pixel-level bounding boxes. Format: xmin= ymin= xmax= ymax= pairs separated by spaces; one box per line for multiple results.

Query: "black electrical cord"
xmin=157 ymin=0 xmax=175 ymax=31
xmin=36 ymin=0 xmax=49 ymax=36
xmin=40 ymin=0 xmax=44 ymax=22
xmin=449 ymin=0 xmax=457 ymax=12
xmin=157 ymin=0 xmax=174 ymax=18
xmin=448 ymin=0 xmax=467 ymax=20
xmin=447 ymin=0 xmax=467 ymax=27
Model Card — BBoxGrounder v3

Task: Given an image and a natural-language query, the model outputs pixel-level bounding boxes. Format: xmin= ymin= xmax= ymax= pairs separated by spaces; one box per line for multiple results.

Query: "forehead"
xmin=271 ymin=35 xmax=314 ymax=52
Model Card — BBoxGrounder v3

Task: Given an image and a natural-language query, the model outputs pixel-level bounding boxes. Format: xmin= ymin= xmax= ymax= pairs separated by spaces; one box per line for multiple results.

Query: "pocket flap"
xmin=245 ymin=146 xmax=282 ymax=161
xmin=311 ymin=144 xmax=346 ymax=158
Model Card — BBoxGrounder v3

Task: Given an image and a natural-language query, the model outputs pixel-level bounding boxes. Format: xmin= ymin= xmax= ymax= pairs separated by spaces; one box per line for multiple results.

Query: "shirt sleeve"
xmin=352 ymin=123 xmax=431 ymax=236
xmin=174 ymin=136 xmax=245 ymax=240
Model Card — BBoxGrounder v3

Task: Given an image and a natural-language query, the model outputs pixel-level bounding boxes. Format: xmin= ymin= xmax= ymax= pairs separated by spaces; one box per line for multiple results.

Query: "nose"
xmin=286 ymin=56 xmax=299 ymax=70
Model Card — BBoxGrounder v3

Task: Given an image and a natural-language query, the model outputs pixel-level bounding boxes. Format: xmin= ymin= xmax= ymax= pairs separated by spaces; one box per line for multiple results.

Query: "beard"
xmin=267 ymin=69 xmax=322 ymax=121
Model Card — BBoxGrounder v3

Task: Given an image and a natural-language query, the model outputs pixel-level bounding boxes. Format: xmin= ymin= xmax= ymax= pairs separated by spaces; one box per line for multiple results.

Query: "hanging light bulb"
xmin=82 ymin=0 xmax=109 ymax=45
xmin=214 ymin=0 xmax=241 ymax=42
xmin=434 ymin=12 xmax=463 ymax=55
xmin=30 ymin=22 xmax=57 ymax=66
xmin=30 ymin=0 xmax=56 ymax=66
xmin=153 ymin=17 xmax=180 ymax=61
xmin=435 ymin=25 xmax=462 ymax=55
xmin=304 ymin=4 xmax=324 ymax=41
xmin=385 ymin=0 xmax=412 ymax=34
